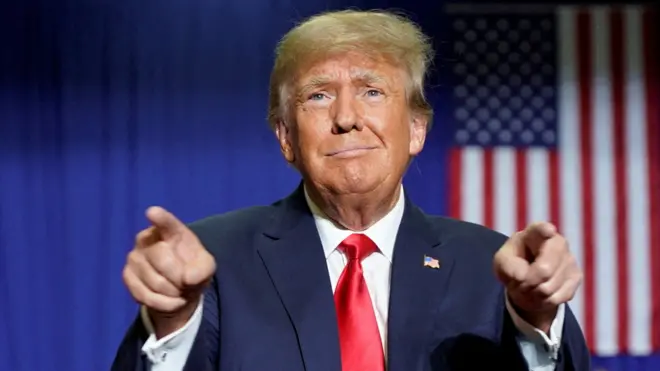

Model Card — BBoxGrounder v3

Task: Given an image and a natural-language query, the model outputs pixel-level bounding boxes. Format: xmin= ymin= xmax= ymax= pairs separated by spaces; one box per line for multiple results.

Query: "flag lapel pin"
xmin=423 ymin=255 xmax=440 ymax=269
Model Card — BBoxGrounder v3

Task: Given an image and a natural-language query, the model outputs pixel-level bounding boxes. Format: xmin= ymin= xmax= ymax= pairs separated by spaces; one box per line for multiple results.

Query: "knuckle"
xmin=547 ymin=237 xmax=561 ymax=250
xmin=141 ymin=294 xmax=157 ymax=309
xmin=153 ymin=275 xmax=175 ymax=295
xmin=153 ymin=251 xmax=178 ymax=273
xmin=535 ymin=263 xmax=553 ymax=280
xmin=548 ymin=297 xmax=563 ymax=306
xmin=536 ymin=282 xmax=555 ymax=297
xmin=126 ymin=250 xmax=143 ymax=267
xmin=182 ymin=268 xmax=198 ymax=286
xmin=144 ymin=294 xmax=180 ymax=313
xmin=121 ymin=266 xmax=132 ymax=286
xmin=565 ymin=290 xmax=576 ymax=301
xmin=142 ymin=293 xmax=168 ymax=311
xmin=564 ymin=253 xmax=576 ymax=265
xmin=202 ymin=252 xmax=217 ymax=270
xmin=568 ymin=274 xmax=583 ymax=290
xmin=124 ymin=272 xmax=146 ymax=301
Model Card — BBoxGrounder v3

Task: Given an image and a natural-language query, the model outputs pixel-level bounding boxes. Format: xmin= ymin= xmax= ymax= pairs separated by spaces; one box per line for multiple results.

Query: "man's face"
xmin=276 ymin=52 xmax=427 ymax=196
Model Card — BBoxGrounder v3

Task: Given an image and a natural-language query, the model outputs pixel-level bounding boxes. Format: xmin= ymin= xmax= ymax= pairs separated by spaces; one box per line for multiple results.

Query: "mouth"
xmin=326 ymin=146 xmax=377 ymax=158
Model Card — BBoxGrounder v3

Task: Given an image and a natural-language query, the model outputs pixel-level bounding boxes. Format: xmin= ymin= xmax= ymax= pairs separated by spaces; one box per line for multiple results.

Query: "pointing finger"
xmin=146 ymin=206 xmax=185 ymax=241
xmin=522 ymin=222 xmax=557 ymax=256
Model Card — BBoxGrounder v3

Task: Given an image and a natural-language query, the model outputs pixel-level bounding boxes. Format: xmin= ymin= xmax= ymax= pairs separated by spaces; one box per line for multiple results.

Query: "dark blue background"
xmin=0 ymin=1 xmax=657 ymax=370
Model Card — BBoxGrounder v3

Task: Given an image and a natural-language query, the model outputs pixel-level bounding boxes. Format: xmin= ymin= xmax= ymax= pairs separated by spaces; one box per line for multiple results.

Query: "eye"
xmin=366 ymin=89 xmax=383 ymax=97
xmin=309 ymin=93 xmax=326 ymax=101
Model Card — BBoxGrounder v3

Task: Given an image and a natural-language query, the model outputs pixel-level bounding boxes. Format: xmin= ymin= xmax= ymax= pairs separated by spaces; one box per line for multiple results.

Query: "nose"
xmin=332 ymin=90 xmax=363 ymax=134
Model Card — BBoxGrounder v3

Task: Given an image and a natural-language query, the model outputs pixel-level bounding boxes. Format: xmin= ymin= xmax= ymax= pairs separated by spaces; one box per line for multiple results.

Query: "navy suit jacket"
xmin=112 ymin=184 xmax=590 ymax=371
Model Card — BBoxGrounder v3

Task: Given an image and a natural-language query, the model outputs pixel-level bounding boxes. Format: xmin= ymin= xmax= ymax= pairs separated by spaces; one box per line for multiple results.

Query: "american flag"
xmin=446 ymin=4 xmax=660 ymax=356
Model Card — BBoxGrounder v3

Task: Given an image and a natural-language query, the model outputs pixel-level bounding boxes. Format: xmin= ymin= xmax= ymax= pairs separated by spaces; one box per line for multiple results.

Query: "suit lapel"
xmin=256 ymin=184 xmax=341 ymax=371
xmin=387 ymin=200 xmax=456 ymax=371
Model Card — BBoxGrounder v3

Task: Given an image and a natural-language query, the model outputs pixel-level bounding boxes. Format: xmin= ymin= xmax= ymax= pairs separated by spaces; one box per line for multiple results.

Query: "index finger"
xmin=521 ymin=222 xmax=557 ymax=255
xmin=146 ymin=206 xmax=185 ymax=241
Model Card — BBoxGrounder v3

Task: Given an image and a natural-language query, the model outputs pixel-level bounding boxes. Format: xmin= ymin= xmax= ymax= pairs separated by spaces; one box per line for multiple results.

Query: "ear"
xmin=408 ymin=114 xmax=428 ymax=156
xmin=275 ymin=120 xmax=295 ymax=163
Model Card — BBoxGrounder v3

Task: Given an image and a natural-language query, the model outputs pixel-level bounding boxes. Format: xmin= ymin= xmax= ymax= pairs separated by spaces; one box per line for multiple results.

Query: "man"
xmin=113 ymin=9 xmax=589 ymax=371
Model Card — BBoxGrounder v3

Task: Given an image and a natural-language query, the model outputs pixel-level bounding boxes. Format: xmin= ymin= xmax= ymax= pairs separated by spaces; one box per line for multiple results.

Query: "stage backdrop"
xmin=0 ymin=0 xmax=658 ymax=370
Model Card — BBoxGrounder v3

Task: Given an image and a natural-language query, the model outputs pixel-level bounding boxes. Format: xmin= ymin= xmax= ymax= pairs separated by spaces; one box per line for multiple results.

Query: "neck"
xmin=305 ymin=180 xmax=402 ymax=231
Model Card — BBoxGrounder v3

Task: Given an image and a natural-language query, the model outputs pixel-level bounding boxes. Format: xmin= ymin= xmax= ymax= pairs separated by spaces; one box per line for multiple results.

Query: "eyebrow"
xmin=297 ymin=69 xmax=387 ymax=97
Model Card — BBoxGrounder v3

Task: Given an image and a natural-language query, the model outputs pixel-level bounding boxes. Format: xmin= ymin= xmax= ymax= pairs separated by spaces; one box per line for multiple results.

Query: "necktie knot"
xmin=338 ymin=233 xmax=378 ymax=261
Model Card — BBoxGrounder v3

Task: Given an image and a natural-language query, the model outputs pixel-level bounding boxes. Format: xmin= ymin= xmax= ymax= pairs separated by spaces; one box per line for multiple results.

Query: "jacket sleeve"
xmin=554 ymin=305 xmax=591 ymax=371
xmin=110 ymin=278 xmax=220 ymax=371
xmin=110 ymin=310 xmax=150 ymax=371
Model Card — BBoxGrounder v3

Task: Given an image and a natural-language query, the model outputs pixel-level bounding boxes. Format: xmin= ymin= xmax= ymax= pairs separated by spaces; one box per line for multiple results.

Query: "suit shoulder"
xmin=188 ymin=205 xmax=271 ymax=230
xmin=185 ymin=205 xmax=273 ymax=250
xmin=425 ymin=214 xmax=509 ymax=254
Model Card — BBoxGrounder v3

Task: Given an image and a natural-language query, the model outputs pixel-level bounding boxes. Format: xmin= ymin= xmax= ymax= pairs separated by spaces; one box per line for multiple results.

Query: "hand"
xmin=493 ymin=222 xmax=582 ymax=333
xmin=122 ymin=206 xmax=216 ymax=338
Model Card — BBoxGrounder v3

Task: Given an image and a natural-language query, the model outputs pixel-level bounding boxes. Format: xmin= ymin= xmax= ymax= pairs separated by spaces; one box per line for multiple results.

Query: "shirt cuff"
xmin=505 ymin=292 xmax=565 ymax=362
xmin=140 ymin=296 xmax=204 ymax=367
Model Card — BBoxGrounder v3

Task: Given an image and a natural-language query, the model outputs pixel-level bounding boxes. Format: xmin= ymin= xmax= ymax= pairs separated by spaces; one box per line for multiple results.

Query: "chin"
xmin=337 ymin=181 xmax=380 ymax=195
xmin=326 ymin=170 xmax=386 ymax=196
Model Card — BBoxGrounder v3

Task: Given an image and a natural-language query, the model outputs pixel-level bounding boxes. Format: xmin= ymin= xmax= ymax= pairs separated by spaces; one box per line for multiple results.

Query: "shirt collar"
xmin=304 ymin=185 xmax=405 ymax=262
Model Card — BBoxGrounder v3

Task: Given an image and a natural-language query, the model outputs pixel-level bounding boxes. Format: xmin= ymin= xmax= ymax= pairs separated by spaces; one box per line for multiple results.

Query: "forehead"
xmin=294 ymin=52 xmax=405 ymax=88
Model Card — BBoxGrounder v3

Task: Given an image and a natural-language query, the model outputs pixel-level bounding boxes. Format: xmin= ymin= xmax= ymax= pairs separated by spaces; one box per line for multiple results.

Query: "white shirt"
xmin=141 ymin=186 xmax=565 ymax=370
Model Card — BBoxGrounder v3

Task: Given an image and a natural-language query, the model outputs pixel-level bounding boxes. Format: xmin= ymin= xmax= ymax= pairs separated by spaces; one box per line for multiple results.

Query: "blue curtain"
xmin=0 ymin=1 xmax=657 ymax=370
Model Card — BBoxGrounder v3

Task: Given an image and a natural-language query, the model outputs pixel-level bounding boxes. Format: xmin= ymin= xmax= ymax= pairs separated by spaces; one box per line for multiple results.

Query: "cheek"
xmin=382 ymin=116 xmax=413 ymax=146
xmin=296 ymin=105 xmax=328 ymax=128
xmin=293 ymin=113 xmax=329 ymax=154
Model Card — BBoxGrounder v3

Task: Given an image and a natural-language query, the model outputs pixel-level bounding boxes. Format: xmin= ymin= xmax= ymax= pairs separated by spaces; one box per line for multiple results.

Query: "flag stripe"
xmin=528 ymin=149 xmax=549 ymax=224
xmin=462 ymin=148 xmax=484 ymax=225
xmin=623 ymin=6 xmax=651 ymax=354
xmin=642 ymin=6 xmax=660 ymax=352
xmin=593 ymin=8 xmax=619 ymax=355
xmin=484 ymin=149 xmax=495 ymax=229
xmin=494 ymin=148 xmax=516 ymax=235
xmin=548 ymin=151 xmax=560 ymax=228
xmin=576 ymin=8 xmax=596 ymax=352
xmin=609 ymin=8 xmax=630 ymax=354
xmin=558 ymin=5 xmax=585 ymax=345
xmin=516 ymin=150 xmax=528 ymax=230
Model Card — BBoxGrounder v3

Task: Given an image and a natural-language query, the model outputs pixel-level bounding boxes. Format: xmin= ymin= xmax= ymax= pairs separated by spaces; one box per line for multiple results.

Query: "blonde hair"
xmin=267 ymin=9 xmax=435 ymax=130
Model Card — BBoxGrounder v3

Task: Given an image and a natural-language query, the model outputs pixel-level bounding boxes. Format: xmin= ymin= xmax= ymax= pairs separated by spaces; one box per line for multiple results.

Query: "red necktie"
xmin=334 ymin=233 xmax=385 ymax=371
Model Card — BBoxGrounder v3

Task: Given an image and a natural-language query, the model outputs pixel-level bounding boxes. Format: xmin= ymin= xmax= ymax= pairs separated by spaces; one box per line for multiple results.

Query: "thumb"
xmin=146 ymin=206 xmax=185 ymax=241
